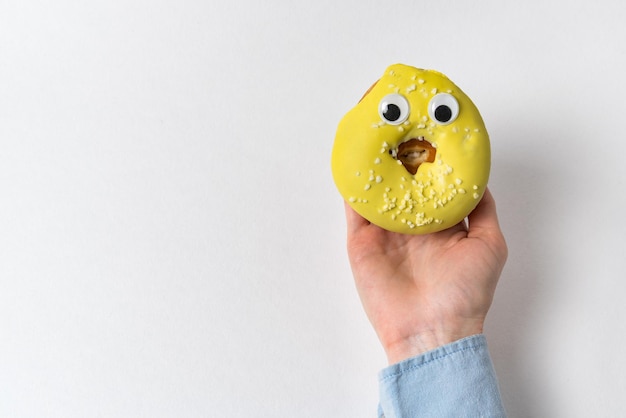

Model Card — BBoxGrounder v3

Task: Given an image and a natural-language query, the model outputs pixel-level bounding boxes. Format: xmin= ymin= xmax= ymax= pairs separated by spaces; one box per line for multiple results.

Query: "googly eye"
xmin=428 ymin=93 xmax=459 ymax=125
xmin=378 ymin=94 xmax=410 ymax=125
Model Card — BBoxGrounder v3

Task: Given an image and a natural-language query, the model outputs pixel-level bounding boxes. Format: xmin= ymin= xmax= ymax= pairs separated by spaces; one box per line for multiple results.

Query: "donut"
xmin=331 ymin=64 xmax=490 ymax=234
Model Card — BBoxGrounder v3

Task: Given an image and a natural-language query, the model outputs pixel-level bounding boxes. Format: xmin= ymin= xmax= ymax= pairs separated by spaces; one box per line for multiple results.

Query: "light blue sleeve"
xmin=377 ymin=334 xmax=506 ymax=418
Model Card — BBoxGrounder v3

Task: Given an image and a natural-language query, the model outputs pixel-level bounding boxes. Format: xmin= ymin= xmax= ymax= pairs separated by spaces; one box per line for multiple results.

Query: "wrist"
xmin=383 ymin=324 xmax=484 ymax=365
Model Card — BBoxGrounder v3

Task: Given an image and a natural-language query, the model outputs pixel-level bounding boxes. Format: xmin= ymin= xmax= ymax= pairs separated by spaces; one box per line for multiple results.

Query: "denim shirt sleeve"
xmin=377 ymin=334 xmax=506 ymax=418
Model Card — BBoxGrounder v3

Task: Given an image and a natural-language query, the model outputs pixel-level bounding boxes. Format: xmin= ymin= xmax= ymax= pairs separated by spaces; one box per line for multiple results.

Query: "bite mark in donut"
xmin=394 ymin=137 xmax=436 ymax=175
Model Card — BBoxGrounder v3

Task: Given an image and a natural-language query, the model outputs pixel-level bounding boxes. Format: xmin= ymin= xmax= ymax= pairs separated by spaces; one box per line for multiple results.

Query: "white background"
xmin=1 ymin=0 xmax=625 ymax=416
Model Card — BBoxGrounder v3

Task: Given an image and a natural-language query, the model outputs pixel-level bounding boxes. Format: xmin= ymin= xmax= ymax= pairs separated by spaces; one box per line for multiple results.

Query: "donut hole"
xmin=395 ymin=137 xmax=436 ymax=175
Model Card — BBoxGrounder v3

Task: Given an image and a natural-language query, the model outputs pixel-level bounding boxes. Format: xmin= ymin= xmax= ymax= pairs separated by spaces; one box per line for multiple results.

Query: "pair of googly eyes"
xmin=378 ymin=93 xmax=460 ymax=126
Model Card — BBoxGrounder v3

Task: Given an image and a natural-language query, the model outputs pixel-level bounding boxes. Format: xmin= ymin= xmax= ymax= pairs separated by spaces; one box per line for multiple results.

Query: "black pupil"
xmin=383 ymin=103 xmax=401 ymax=122
xmin=434 ymin=105 xmax=452 ymax=122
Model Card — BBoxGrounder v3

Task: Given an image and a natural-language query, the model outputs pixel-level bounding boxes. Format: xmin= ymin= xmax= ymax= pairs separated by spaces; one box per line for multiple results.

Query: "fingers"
xmin=344 ymin=201 xmax=370 ymax=235
xmin=467 ymin=187 xmax=508 ymax=263
xmin=467 ymin=188 xmax=505 ymax=243
xmin=344 ymin=190 xmax=504 ymax=246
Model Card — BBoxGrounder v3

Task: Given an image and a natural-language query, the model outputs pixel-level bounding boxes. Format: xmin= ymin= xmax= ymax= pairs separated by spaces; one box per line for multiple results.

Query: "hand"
xmin=344 ymin=188 xmax=507 ymax=364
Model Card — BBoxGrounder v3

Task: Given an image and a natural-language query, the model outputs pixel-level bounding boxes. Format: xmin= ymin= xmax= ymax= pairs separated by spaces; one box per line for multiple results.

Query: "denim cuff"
xmin=378 ymin=334 xmax=506 ymax=418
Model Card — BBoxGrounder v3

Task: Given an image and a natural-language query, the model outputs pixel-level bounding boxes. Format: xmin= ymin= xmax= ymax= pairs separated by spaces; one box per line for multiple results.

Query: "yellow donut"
xmin=331 ymin=64 xmax=490 ymax=234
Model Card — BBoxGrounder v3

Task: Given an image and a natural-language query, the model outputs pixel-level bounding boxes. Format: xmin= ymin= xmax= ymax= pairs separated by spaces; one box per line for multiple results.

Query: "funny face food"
xmin=331 ymin=64 xmax=490 ymax=234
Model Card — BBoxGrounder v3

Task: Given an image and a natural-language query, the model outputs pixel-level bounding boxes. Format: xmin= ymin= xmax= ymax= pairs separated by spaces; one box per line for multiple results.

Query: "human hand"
xmin=344 ymin=188 xmax=507 ymax=364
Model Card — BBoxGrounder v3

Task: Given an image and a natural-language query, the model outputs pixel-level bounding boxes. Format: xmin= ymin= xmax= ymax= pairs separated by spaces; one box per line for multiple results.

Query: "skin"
xmin=344 ymin=188 xmax=507 ymax=364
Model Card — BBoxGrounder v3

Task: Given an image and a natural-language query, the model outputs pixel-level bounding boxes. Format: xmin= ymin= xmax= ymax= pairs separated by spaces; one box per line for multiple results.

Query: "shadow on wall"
xmin=486 ymin=135 xmax=567 ymax=417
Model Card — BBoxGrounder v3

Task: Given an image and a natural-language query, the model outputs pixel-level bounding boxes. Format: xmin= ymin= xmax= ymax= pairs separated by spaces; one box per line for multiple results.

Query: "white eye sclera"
xmin=428 ymin=93 xmax=459 ymax=125
xmin=378 ymin=94 xmax=410 ymax=125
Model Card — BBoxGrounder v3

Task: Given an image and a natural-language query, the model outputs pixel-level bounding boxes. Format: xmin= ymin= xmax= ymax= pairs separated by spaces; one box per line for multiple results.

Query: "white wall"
xmin=1 ymin=1 xmax=625 ymax=416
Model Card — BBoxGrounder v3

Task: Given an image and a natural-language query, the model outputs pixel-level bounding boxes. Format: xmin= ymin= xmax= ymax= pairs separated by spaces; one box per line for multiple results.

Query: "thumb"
xmin=467 ymin=188 xmax=508 ymax=257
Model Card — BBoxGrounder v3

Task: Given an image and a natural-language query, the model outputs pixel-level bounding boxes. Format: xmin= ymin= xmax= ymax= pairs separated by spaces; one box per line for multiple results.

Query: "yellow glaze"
xmin=331 ymin=64 xmax=490 ymax=234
